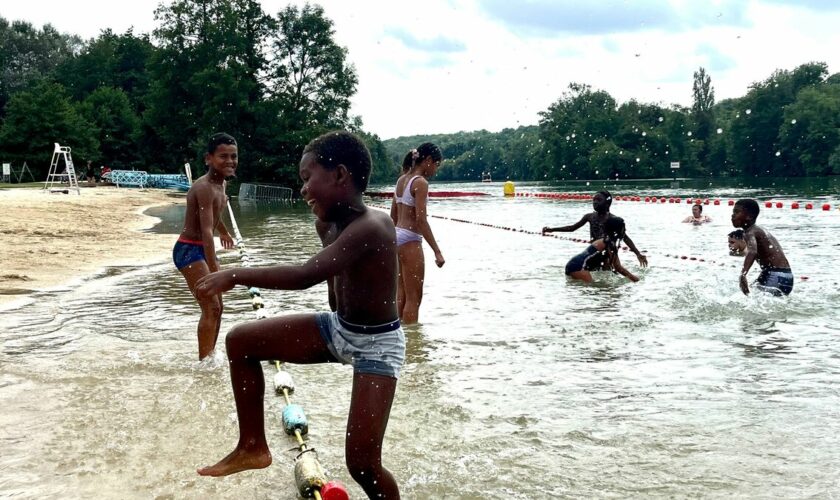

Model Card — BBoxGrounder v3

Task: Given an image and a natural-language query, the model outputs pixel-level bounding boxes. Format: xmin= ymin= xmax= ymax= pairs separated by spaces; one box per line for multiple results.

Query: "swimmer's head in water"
xmin=692 ymin=204 xmax=703 ymax=217
xmin=728 ymin=229 xmax=746 ymax=255
xmin=593 ymin=190 xmax=612 ymax=213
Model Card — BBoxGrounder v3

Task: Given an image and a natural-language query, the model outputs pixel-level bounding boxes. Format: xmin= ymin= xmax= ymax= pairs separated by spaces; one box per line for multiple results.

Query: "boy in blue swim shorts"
xmin=731 ymin=199 xmax=794 ymax=296
xmin=174 ymin=133 xmax=237 ymax=359
xmin=194 ymin=131 xmax=404 ymax=499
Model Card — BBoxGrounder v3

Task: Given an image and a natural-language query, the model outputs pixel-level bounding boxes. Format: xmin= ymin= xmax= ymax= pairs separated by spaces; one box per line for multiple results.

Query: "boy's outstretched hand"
xmin=195 ymin=270 xmax=236 ymax=298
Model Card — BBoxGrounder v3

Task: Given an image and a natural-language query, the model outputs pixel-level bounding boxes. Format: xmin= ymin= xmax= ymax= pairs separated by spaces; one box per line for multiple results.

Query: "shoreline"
xmin=0 ymin=186 xmax=184 ymax=309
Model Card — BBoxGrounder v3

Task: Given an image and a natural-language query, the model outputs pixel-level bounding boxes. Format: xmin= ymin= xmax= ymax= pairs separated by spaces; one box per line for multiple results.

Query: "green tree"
xmin=778 ymin=84 xmax=840 ymax=176
xmin=727 ymin=62 xmax=828 ymax=176
xmin=145 ymin=0 xmax=273 ymax=171
xmin=691 ymin=67 xmax=715 ymax=168
xmin=0 ymin=81 xmax=98 ymax=178
xmin=77 ymin=87 xmax=141 ymax=170
xmin=0 ymin=17 xmax=82 ymax=115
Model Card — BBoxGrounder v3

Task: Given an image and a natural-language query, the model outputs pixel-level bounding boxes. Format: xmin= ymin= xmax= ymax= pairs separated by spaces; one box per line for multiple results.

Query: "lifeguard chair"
xmin=43 ymin=143 xmax=80 ymax=194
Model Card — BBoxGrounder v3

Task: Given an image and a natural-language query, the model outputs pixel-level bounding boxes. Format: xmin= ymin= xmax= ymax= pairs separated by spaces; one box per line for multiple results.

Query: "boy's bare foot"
xmin=197 ymin=447 xmax=272 ymax=477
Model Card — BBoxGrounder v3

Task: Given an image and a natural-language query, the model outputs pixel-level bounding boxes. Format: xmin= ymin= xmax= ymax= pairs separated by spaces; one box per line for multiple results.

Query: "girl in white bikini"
xmin=389 ymin=143 xmax=445 ymax=324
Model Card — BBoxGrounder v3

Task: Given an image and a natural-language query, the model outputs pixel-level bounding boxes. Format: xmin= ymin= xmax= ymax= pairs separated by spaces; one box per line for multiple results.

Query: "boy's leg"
xmin=398 ymin=242 xmax=425 ymax=324
xmin=345 ymin=373 xmax=400 ymax=499
xmin=180 ymin=261 xmax=223 ymax=359
xmin=198 ymin=314 xmax=335 ymax=477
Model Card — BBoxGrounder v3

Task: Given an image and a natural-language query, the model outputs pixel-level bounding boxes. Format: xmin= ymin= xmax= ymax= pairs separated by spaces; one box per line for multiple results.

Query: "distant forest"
xmin=2 ymin=2 xmax=839 ymax=190
xmin=386 ymin=65 xmax=840 ymax=182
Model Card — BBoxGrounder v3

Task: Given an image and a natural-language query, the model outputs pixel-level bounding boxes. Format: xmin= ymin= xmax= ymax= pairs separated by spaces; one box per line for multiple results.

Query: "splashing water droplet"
xmin=745 ymin=109 xmax=752 ymax=114
xmin=717 ymin=128 xmax=723 ymax=134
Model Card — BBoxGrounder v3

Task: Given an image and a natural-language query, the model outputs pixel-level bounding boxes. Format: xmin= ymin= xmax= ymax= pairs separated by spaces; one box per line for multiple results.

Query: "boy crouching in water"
xmin=731 ymin=199 xmax=793 ymax=296
xmin=194 ymin=131 xmax=404 ymax=499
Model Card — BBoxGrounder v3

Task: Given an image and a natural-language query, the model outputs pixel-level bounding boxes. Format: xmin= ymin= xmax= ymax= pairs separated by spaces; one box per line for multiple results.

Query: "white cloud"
xmin=3 ymin=0 xmax=839 ymax=139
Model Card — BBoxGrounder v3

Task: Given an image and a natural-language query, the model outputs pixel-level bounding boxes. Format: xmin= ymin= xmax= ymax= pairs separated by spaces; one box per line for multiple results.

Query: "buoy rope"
xmin=513 ymin=192 xmax=836 ymax=211
xmin=226 ymin=201 xmax=343 ymax=499
xmin=367 ymin=201 xmax=812 ymax=280
xmin=226 ymin=200 xmax=266 ymax=315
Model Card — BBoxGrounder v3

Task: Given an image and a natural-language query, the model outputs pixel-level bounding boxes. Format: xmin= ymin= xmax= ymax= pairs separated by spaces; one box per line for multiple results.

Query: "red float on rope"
xmin=791 ymin=202 xmax=799 ymax=209
xmin=765 ymin=201 xmax=773 ymax=208
xmin=805 ymin=203 xmax=813 ymax=209
xmin=713 ymin=199 xmax=720 ymax=205
xmin=823 ymin=203 xmax=831 ymax=211
xmin=728 ymin=200 xmax=735 ymax=206
xmin=775 ymin=202 xmax=783 ymax=208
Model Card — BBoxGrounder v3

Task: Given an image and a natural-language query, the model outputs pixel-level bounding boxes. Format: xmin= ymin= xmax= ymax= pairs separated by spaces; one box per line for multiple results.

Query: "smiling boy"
xmin=194 ymin=131 xmax=403 ymax=499
xmin=173 ymin=132 xmax=237 ymax=359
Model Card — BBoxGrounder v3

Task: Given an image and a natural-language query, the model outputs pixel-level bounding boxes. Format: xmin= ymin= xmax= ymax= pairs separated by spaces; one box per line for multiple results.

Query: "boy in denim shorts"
xmin=194 ymin=131 xmax=404 ymax=499
xmin=731 ymin=199 xmax=794 ymax=296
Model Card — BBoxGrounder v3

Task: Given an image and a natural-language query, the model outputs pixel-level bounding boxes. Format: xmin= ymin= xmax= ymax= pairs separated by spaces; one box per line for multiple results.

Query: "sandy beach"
xmin=0 ymin=186 xmax=183 ymax=307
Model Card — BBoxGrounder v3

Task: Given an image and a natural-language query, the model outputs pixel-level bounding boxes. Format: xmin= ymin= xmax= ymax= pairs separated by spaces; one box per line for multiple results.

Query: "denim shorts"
xmin=757 ymin=267 xmax=794 ymax=296
xmin=315 ymin=312 xmax=405 ymax=379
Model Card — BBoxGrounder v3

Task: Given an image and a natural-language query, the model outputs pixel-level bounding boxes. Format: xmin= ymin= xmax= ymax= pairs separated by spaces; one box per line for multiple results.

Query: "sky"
xmin=3 ymin=0 xmax=840 ymax=140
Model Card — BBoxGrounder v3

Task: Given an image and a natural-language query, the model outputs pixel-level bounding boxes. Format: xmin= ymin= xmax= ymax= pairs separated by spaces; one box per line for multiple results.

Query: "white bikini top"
xmin=394 ymin=175 xmax=423 ymax=207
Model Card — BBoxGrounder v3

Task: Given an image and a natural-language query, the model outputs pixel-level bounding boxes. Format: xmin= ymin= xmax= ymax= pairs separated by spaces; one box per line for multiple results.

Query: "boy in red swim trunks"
xmin=172 ymin=133 xmax=237 ymax=359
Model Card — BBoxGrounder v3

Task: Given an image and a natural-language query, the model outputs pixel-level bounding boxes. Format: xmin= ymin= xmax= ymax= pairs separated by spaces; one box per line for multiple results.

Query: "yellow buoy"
xmin=503 ymin=180 xmax=515 ymax=197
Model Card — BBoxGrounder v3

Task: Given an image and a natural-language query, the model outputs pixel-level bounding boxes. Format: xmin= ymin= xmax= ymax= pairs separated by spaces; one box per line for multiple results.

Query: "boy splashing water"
xmin=194 ymin=131 xmax=404 ymax=499
xmin=731 ymin=199 xmax=793 ymax=296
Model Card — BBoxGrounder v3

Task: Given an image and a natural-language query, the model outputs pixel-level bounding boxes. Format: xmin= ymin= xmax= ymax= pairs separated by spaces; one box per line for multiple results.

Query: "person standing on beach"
xmin=731 ymin=199 xmax=793 ymax=296
xmin=390 ymin=143 xmax=445 ymax=325
xmin=194 ymin=131 xmax=404 ymax=498
xmin=172 ymin=132 xmax=237 ymax=359
xmin=542 ymin=190 xmax=648 ymax=269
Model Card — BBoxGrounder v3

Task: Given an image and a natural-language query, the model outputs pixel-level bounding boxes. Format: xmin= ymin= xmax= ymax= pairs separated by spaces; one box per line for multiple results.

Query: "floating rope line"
xmin=225 ymin=200 xmax=349 ymax=500
xmin=513 ymin=192 xmax=836 ymax=211
xmin=226 ymin=200 xmax=266 ymax=316
xmin=367 ymin=201 xmax=811 ymax=280
xmin=272 ymin=362 xmax=349 ymax=500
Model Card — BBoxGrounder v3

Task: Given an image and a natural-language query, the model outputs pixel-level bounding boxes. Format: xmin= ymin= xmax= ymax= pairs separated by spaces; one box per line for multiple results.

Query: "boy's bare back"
xmin=744 ymin=225 xmax=790 ymax=269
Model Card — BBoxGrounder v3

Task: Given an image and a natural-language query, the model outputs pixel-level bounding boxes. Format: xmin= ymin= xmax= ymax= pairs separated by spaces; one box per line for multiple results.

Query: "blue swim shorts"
xmin=757 ymin=267 xmax=794 ymax=296
xmin=172 ymin=238 xmax=206 ymax=270
xmin=315 ymin=312 xmax=405 ymax=379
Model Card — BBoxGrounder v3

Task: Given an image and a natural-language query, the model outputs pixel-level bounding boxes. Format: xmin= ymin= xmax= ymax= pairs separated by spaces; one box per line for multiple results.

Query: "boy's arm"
xmin=543 ymin=214 xmax=588 ymax=234
xmin=196 ymin=186 xmax=221 ymax=273
xmin=739 ymin=230 xmax=759 ymax=295
xmin=622 ymin=233 xmax=648 ymax=268
xmin=612 ymin=255 xmax=640 ymax=282
xmin=195 ymin=217 xmax=377 ymax=297
xmin=412 ymin=179 xmax=445 ymax=267
xmin=316 ymin=220 xmax=337 ymax=311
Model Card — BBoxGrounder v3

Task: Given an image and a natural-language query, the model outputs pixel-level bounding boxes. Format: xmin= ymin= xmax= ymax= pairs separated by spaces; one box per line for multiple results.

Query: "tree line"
xmin=0 ymin=1 xmax=393 ymax=187
xmin=2 ymin=3 xmax=839 ymax=188
xmin=385 ymin=63 xmax=840 ymax=182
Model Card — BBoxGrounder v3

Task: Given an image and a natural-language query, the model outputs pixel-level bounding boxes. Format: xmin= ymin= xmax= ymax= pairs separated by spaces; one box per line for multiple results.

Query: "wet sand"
xmin=0 ymin=186 xmax=183 ymax=308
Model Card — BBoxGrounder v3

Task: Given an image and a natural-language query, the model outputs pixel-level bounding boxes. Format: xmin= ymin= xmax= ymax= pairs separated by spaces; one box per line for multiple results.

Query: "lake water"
xmin=2 ymin=179 xmax=839 ymax=499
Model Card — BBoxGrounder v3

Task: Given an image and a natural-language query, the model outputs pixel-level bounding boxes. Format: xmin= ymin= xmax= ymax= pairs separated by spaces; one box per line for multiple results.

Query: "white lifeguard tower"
xmin=43 ymin=143 xmax=80 ymax=194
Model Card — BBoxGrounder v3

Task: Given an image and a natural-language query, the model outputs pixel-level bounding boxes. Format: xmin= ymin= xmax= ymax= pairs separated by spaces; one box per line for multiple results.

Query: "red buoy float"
xmin=806 ymin=203 xmax=813 ymax=209
xmin=765 ymin=201 xmax=773 ymax=208
xmin=320 ymin=481 xmax=350 ymax=500
xmin=791 ymin=202 xmax=799 ymax=209
xmin=823 ymin=203 xmax=830 ymax=211
xmin=775 ymin=202 xmax=783 ymax=208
